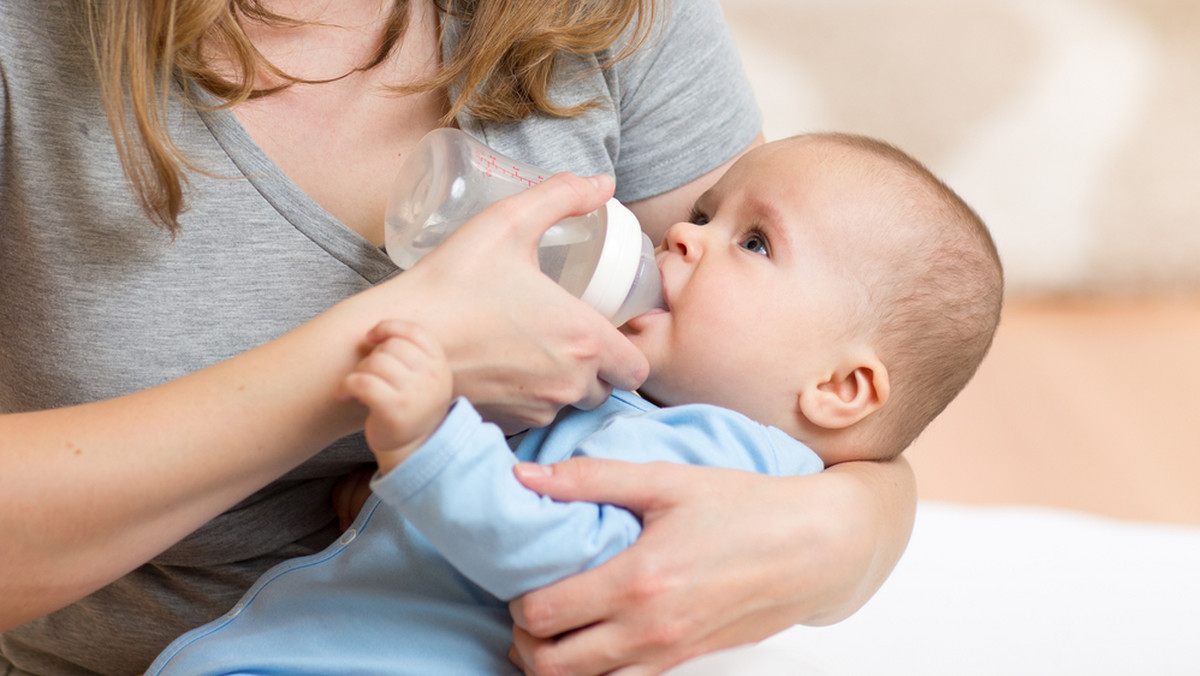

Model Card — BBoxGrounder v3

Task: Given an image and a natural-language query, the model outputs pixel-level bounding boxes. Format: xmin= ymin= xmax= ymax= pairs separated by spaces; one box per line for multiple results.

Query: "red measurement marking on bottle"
xmin=474 ymin=150 xmax=545 ymax=187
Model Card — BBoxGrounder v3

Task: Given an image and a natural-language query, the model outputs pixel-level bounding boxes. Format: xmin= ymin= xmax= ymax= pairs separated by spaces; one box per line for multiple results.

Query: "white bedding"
xmin=672 ymin=501 xmax=1200 ymax=675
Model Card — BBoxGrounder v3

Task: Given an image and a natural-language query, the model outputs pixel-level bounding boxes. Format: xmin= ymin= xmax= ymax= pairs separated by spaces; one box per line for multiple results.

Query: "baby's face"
xmin=622 ymin=138 xmax=885 ymax=431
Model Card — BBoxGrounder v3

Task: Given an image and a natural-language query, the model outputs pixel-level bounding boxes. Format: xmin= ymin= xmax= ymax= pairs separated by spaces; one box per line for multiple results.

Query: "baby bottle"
xmin=384 ymin=128 xmax=664 ymax=325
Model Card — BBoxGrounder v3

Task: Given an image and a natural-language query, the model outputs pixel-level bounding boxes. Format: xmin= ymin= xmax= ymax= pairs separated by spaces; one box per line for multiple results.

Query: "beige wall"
xmin=721 ymin=0 xmax=1200 ymax=296
xmin=720 ymin=1 xmax=1200 ymax=525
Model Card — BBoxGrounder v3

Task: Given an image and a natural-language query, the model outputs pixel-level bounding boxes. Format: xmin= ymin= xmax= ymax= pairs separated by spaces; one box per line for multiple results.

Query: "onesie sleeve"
xmin=370 ymin=397 xmax=822 ymax=602
xmin=610 ymin=0 xmax=763 ymax=202
xmin=370 ymin=399 xmax=642 ymax=601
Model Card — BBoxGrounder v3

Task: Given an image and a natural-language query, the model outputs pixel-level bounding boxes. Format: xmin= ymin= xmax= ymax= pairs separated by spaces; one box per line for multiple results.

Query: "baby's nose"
xmin=663 ymin=221 xmax=704 ymax=260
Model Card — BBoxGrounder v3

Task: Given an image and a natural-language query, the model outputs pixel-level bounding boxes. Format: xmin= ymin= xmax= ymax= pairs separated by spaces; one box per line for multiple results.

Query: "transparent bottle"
xmin=384 ymin=128 xmax=664 ymax=325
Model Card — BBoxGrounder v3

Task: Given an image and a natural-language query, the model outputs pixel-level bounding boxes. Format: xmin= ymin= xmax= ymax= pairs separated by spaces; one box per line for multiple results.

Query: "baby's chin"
xmin=631 ymin=379 xmax=670 ymax=407
xmin=634 ymin=389 xmax=667 ymax=407
xmin=618 ymin=306 xmax=667 ymax=335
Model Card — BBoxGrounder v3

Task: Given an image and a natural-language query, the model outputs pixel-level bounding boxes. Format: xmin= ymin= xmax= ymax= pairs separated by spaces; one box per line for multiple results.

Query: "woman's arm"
xmin=509 ymin=457 xmax=916 ymax=676
xmin=623 ymin=134 xmax=764 ymax=244
xmin=0 ymin=302 xmax=369 ymax=630
xmin=0 ymin=173 xmax=646 ymax=630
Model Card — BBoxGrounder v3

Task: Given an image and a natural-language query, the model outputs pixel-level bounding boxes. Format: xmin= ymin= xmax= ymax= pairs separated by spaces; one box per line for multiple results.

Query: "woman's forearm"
xmin=0 ymin=296 xmax=379 ymax=630
xmin=803 ymin=454 xmax=917 ymax=625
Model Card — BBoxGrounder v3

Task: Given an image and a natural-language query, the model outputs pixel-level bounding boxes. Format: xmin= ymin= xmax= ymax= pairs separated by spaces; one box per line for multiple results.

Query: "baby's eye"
xmin=688 ymin=206 xmax=710 ymax=226
xmin=739 ymin=231 xmax=770 ymax=256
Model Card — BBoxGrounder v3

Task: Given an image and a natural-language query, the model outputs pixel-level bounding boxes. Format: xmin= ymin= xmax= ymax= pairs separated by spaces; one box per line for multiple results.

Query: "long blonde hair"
xmin=83 ymin=0 xmax=654 ymax=232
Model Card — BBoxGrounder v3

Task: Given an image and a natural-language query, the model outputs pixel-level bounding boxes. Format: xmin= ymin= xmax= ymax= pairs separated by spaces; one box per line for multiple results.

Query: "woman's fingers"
xmin=510 ymin=623 xmax=637 ymax=676
xmin=509 ymin=556 xmax=618 ymax=639
xmin=393 ymin=172 xmax=646 ymax=428
xmin=592 ymin=334 xmax=649 ymax=396
xmin=449 ymin=173 xmax=616 ymax=252
xmin=513 ymin=457 xmax=677 ymax=512
xmin=510 ymin=613 xmax=705 ymax=676
xmin=422 ymin=172 xmax=615 ymax=276
xmin=508 ymin=461 xmax=860 ymax=675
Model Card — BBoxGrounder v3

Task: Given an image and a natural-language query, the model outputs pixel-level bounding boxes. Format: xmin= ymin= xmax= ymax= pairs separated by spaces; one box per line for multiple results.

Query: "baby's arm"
xmin=367 ymin=401 xmax=639 ymax=601
xmin=336 ymin=319 xmax=454 ymax=475
xmin=336 ymin=319 xmax=634 ymax=597
xmin=371 ymin=399 xmax=820 ymax=602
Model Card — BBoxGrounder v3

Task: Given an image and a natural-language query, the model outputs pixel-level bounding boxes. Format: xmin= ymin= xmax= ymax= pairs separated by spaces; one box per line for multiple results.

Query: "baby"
xmin=148 ymin=133 xmax=1003 ymax=675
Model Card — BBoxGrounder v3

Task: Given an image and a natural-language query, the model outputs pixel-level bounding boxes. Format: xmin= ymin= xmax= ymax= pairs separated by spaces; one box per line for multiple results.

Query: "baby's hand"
xmin=337 ymin=320 xmax=453 ymax=474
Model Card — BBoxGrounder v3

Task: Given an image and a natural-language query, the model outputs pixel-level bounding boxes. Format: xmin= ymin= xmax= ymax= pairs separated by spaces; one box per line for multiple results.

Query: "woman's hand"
xmin=506 ymin=457 xmax=916 ymax=676
xmin=390 ymin=173 xmax=649 ymax=433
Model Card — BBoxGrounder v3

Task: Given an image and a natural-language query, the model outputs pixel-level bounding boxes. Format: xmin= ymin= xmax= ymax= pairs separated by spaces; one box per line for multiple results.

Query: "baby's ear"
xmin=797 ymin=356 xmax=889 ymax=430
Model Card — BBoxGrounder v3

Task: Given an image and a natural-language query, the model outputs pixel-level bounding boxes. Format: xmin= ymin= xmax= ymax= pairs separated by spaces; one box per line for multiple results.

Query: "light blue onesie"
xmin=147 ymin=391 xmax=823 ymax=675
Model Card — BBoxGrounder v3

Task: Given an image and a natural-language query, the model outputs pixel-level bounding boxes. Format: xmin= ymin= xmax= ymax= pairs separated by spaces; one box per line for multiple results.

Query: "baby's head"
xmin=621 ymin=133 xmax=1002 ymax=465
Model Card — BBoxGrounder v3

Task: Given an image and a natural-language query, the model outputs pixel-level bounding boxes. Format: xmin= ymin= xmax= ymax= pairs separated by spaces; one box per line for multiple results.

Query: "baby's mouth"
xmin=656 ymin=259 xmax=672 ymax=313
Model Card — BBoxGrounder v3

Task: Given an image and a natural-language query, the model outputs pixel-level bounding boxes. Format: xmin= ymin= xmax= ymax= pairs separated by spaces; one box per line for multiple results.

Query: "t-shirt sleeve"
xmin=610 ymin=0 xmax=763 ymax=202
xmin=0 ymin=5 xmax=16 ymax=179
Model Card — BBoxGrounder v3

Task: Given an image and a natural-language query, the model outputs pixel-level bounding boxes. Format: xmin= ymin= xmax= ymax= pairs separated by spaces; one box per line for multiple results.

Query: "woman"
xmin=0 ymin=0 xmax=916 ymax=674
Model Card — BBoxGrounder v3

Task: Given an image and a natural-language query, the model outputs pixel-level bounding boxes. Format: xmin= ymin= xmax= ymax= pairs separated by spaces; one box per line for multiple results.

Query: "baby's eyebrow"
xmin=736 ymin=186 xmax=777 ymax=217
xmin=745 ymin=194 xmax=787 ymax=231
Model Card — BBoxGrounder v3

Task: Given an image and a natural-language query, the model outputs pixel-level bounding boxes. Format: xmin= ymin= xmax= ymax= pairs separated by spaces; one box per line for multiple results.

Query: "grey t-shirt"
xmin=0 ymin=1 xmax=760 ymax=673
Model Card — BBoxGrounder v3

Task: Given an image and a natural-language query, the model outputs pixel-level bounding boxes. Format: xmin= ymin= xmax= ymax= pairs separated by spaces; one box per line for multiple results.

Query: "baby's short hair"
xmin=808 ymin=133 xmax=1004 ymax=459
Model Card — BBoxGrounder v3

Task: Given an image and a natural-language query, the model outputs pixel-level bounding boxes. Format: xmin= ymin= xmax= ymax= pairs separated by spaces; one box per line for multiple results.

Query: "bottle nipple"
xmin=581 ymin=200 xmax=665 ymax=325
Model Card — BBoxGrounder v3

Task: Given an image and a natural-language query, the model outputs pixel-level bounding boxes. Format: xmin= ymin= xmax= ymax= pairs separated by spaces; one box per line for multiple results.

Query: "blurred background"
xmin=719 ymin=0 xmax=1200 ymax=526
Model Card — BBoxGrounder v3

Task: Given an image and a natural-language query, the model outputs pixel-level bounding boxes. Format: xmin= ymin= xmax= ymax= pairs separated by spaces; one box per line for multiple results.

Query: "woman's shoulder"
xmin=1 ymin=1 xmax=96 ymax=113
xmin=454 ymin=0 xmax=759 ymax=204
xmin=1 ymin=1 xmax=89 ymax=62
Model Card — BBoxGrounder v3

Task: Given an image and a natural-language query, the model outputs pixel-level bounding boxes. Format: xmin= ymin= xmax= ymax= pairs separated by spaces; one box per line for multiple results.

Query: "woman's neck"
xmin=236 ymin=0 xmax=421 ymax=87
xmin=223 ymin=0 xmax=447 ymax=244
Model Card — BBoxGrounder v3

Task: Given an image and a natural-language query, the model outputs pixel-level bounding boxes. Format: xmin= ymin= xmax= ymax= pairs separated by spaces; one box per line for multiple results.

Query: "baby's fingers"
xmin=365 ymin=319 xmax=443 ymax=357
xmin=337 ymin=371 xmax=401 ymax=411
xmin=341 ymin=343 xmax=429 ymax=407
xmin=349 ymin=324 xmax=446 ymax=390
